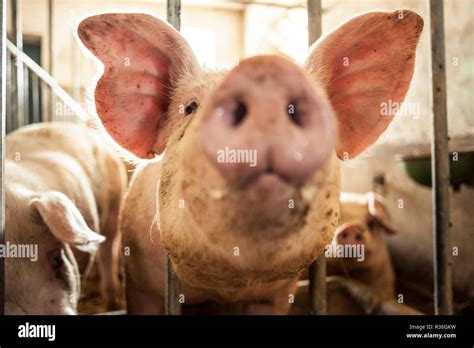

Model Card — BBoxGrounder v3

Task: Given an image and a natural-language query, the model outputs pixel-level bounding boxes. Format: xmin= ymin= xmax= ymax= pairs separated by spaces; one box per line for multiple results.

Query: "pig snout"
xmin=199 ymin=56 xmax=335 ymax=187
xmin=336 ymin=225 xmax=365 ymax=245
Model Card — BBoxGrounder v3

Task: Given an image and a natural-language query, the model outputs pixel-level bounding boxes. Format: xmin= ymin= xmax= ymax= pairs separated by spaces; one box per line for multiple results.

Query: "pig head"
xmin=78 ymin=10 xmax=422 ymax=309
xmin=5 ymin=184 xmax=104 ymax=314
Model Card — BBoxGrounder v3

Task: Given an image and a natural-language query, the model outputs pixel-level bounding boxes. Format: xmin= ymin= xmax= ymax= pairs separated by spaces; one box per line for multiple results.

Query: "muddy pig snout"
xmin=199 ymin=56 xmax=335 ymax=186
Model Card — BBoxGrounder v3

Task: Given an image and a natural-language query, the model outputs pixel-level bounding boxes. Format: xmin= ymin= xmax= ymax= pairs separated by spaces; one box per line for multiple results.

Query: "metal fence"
xmin=0 ymin=0 xmax=452 ymax=316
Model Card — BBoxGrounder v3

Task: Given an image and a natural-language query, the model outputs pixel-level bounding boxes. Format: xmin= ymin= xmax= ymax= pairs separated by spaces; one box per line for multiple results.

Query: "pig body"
xmin=5 ymin=122 xmax=127 ymax=314
xmin=78 ymin=10 xmax=423 ymax=314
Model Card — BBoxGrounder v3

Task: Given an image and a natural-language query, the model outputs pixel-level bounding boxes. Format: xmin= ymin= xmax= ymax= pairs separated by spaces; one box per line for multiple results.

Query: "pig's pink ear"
xmin=306 ymin=10 xmax=423 ymax=159
xmin=78 ymin=13 xmax=199 ymax=158
xmin=30 ymin=192 xmax=106 ymax=253
xmin=366 ymin=192 xmax=397 ymax=234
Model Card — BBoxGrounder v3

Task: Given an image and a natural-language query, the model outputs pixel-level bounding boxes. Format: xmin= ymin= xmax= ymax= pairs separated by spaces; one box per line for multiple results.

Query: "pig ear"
xmin=78 ymin=13 xmax=199 ymax=158
xmin=366 ymin=192 xmax=397 ymax=234
xmin=306 ymin=10 xmax=423 ymax=159
xmin=30 ymin=192 xmax=105 ymax=253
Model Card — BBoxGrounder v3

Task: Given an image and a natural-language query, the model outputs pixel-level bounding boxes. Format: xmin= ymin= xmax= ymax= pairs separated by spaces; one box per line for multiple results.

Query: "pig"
xmin=325 ymin=192 xmax=410 ymax=314
xmin=326 ymin=192 xmax=398 ymax=302
xmin=5 ymin=122 xmax=127 ymax=314
xmin=77 ymin=10 xmax=423 ymax=314
xmin=295 ymin=192 xmax=421 ymax=315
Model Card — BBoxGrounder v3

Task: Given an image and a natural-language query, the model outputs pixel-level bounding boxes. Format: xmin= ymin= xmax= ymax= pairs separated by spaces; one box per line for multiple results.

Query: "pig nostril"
xmin=231 ymin=100 xmax=247 ymax=127
xmin=355 ymin=234 xmax=363 ymax=241
xmin=287 ymin=100 xmax=303 ymax=127
xmin=341 ymin=231 xmax=348 ymax=239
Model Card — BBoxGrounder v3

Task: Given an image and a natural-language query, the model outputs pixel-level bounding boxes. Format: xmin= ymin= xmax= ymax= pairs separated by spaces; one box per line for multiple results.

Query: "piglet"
xmin=78 ymin=10 xmax=423 ymax=314
xmin=5 ymin=123 xmax=127 ymax=314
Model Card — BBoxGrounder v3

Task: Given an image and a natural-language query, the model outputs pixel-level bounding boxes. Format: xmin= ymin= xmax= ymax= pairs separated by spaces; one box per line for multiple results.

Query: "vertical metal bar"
xmin=429 ymin=0 xmax=453 ymax=315
xmin=0 ymin=0 xmax=7 ymax=316
xmin=167 ymin=0 xmax=181 ymax=31
xmin=373 ymin=173 xmax=385 ymax=195
xmin=23 ymin=62 xmax=28 ymax=124
xmin=308 ymin=255 xmax=326 ymax=315
xmin=47 ymin=0 xmax=53 ymax=121
xmin=307 ymin=0 xmax=321 ymax=46
xmin=31 ymin=73 xmax=39 ymax=123
xmin=6 ymin=50 xmax=11 ymax=132
xmin=165 ymin=0 xmax=182 ymax=316
xmin=307 ymin=0 xmax=326 ymax=315
xmin=11 ymin=0 xmax=24 ymax=128
xmin=8 ymin=2 xmax=16 ymax=131
xmin=165 ymin=256 xmax=181 ymax=315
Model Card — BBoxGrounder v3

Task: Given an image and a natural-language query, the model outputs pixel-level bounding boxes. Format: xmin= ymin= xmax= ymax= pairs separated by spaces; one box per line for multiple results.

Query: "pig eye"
xmin=367 ymin=219 xmax=376 ymax=230
xmin=52 ymin=252 xmax=64 ymax=271
xmin=184 ymin=101 xmax=199 ymax=116
xmin=49 ymin=248 xmax=66 ymax=278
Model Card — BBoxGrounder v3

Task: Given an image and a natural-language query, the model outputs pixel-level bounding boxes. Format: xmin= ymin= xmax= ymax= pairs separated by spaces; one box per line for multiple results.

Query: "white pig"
xmin=5 ymin=122 xmax=127 ymax=314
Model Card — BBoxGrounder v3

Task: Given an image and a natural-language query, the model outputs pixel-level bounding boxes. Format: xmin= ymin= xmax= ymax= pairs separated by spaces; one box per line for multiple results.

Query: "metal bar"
xmin=0 ymin=0 xmax=7 ymax=316
xmin=8 ymin=4 xmax=16 ymax=131
xmin=373 ymin=173 xmax=385 ymax=195
xmin=23 ymin=60 xmax=28 ymax=124
xmin=165 ymin=0 xmax=182 ymax=316
xmin=307 ymin=0 xmax=326 ymax=315
xmin=167 ymin=0 xmax=181 ymax=31
xmin=11 ymin=0 xmax=24 ymax=128
xmin=165 ymin=255 xmax=181 ymax=315
xmin=307 ymin=0 xmax=321 ymax=46
xmin=47 ymin=0 xmax=53 ymax=121
xmin=7 ymin=40 xmax=89 ymax=121
xmin=429 ymin=0 xmax=453 ymax=315
xmin=308 ymin=255 xmax=326 ymax=314
xmin=6 ymin=50 xmax=11 ymax=132
xmin=31 ymin=72 xmax=39 ymax=123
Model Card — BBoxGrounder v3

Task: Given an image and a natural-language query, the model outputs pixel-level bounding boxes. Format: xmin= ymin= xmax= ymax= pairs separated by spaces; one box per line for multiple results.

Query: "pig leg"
xmin=328 ymin=276 xmax=423 ymax=315
xmin=379 ymin=300 xmax=424 ymax=315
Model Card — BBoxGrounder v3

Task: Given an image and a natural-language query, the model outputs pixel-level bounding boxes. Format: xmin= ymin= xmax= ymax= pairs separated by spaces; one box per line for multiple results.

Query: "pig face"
xmin=5 ymin=182 xmax=104 ymax=314
xmin=327 ymin=192 xmax=397 ymax=274
xmin=78 ymin=11 xmax=422 ymax=288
